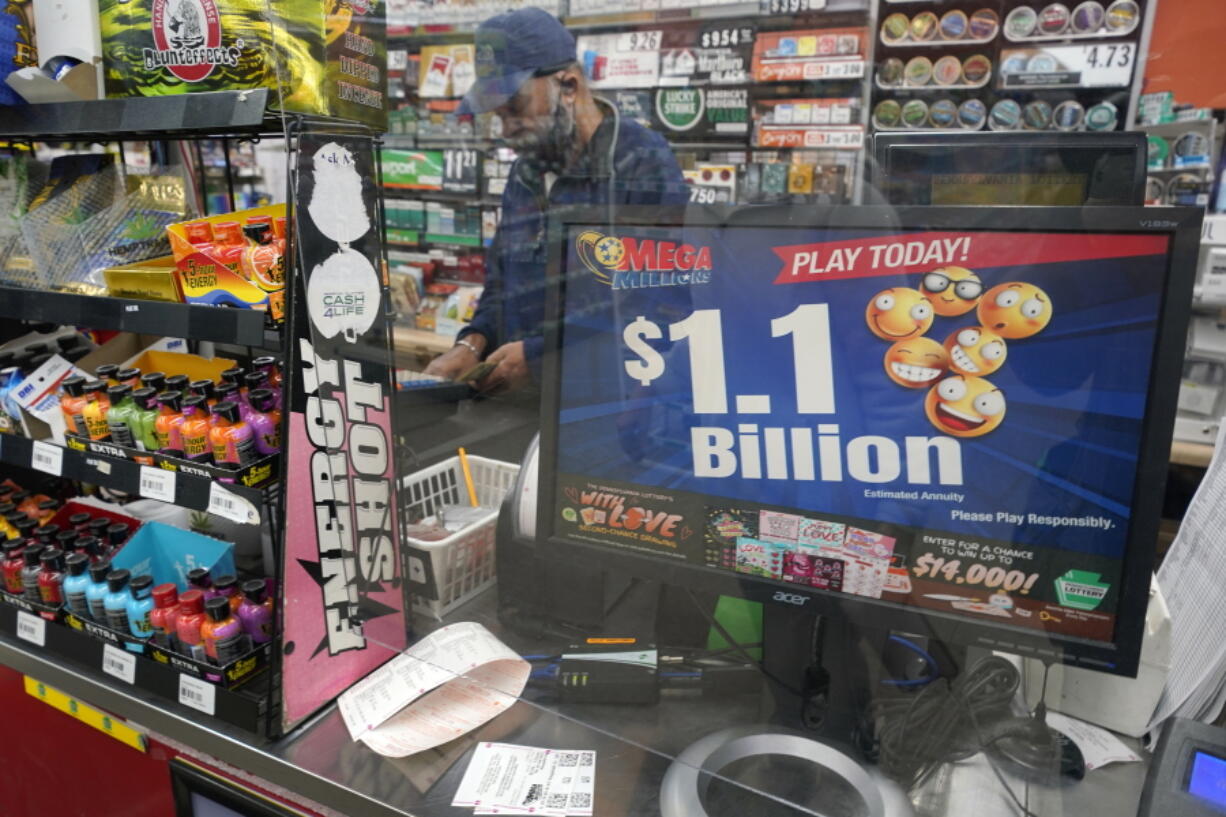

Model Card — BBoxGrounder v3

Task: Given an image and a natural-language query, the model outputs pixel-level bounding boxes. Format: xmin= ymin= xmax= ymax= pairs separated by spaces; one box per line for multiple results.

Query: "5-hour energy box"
xmin=98 ymin=0 xmax=387 ymax=128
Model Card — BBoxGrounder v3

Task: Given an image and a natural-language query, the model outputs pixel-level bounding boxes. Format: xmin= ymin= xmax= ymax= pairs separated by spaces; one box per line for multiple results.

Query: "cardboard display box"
xmin=98 ymin=0 xmax=388 ymax=128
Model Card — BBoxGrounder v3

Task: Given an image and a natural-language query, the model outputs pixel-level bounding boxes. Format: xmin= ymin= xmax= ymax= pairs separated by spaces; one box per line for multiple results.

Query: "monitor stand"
xmin=760 ymin=604 xmax=877 ymax=746
xmin=983 ymin=662 xmax=1086 ymax=783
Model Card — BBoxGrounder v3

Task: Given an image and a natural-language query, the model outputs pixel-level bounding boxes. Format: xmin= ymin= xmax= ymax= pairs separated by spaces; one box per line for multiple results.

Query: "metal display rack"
xmin=0 ymin=89 xmax=398 ymax=739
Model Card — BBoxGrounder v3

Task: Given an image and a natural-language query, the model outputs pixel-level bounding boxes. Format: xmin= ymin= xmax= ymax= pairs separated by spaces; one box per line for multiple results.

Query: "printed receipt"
xmin=337 ymin=622 xmax=530 ymax=757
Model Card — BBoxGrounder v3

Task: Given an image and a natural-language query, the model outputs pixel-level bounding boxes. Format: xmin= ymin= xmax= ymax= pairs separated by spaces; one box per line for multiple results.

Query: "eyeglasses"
xmin=922 ymin=272 xmax=983 ymax=301
xmin=499 ymin=68 xmax=567 ymax=118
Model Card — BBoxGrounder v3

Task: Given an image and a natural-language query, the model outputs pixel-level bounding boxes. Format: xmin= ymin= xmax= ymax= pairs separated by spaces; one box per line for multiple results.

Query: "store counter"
xmin=0 ymin=586 xmax=1153 ymax=817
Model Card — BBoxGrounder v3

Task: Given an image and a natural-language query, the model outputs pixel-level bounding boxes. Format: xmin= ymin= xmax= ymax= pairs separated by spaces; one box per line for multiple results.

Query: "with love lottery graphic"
xmin=552 ymin=221 xmax=1171 ymax=641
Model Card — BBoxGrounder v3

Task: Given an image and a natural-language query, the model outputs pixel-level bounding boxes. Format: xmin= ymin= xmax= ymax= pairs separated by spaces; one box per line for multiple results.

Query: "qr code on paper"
xmin=570 ymin=793 xmax=593 ymax=809
xmin=558 ymin=752 xmax=579 ymax=767
xmin=579 ymin=754 xmax=595 ymax=767
xmin=547 ymin=793 xmax=570 ymax=808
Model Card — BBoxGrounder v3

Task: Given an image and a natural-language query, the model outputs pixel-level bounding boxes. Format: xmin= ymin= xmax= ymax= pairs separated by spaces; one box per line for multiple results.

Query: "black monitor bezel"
xmin=537 ymin=204 xmax=1200 ymax=678
xmin=870 ymin=131 xmax=1148 ymax=206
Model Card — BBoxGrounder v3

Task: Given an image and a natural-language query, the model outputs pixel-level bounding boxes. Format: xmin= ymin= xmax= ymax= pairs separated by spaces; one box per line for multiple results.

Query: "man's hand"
xmin=424 ymin=341 xmax=481 ymax=380
xmin=477 ymin=341 xmax=531 ymax=394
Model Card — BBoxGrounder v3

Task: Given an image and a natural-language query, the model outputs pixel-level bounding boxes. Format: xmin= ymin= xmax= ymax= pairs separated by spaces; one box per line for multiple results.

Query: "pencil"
xmin=458 ymin=447 xmax=479 ymax=507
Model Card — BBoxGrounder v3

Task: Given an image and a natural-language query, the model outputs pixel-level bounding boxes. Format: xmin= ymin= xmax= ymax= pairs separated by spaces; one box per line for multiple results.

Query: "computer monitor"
xmin=871 ymin=132 xmax=1147 ymax=206
xmin=537 ymin=204 xmax=1199 ymax=680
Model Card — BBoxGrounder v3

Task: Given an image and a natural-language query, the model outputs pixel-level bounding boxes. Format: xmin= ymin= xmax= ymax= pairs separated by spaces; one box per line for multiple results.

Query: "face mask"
xmin=511 ymin=80 xmax=577 ymax=173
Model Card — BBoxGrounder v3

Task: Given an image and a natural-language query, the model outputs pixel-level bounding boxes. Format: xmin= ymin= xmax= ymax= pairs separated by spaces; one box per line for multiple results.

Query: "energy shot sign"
xmin=280 ymin=132 xmax=406 ymax=733
xmin=551 ymin=220 xmax=1173 ymax=647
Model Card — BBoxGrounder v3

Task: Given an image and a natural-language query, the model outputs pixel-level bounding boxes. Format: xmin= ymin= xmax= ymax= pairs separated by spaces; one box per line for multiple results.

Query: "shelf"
xmin=384 ymin=188 xmax=501 ymax=206
xmin=872 ymin=124 xmax=987 ymax=132
xmin=393 ymin=326 xmax=455 ymax=358
xmin=879 ymin=35 xmax=998 ymax=49
xmin=1148 ymin=164 xmax=1213 ymax=174
xmin=1138 ymin=119 xmax=1216 ymax=136
xmin=0 ymin=286 xmax=271 ymax=346
xmin=0 ymin=603 xmax=268 ymax=733
xmin=563 ymin=2 xmax=762 ymax=30
xmin=391 ymin=137 xmax=497 ymax=151
xmin=669 ymin=141 xmax=751 ymax=151
xmin=0 ymin=89 xmax=281 ymax=142
xmin=0 ymin=434 xmax=266 ymax=524
xmin=1004 ymin=26 xmax=1139 ymax=43
xmin=875 ymin=77 xmax=990 ymax=91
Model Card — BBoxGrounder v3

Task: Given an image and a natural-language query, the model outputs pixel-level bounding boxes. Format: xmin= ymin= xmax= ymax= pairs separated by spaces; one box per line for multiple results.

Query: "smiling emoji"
xmin=925 ymin=375 xmax=1006 ymax=437
xmin=884 ymin=337 xmax=949 ymax=388
xmin=919 ymin=267 xmax=983 ymax=317
xmin=977 ymin=282 xmax=1052 ymax=339
xmin=943 ymin=326 xmax=1007 ymax=377
xmin=866 ymin=287 xmax=934 ymax=341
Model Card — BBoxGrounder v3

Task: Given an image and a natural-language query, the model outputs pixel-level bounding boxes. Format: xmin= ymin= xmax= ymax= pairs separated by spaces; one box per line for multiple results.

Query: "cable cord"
xmin=874 ymin=654 xmax=1042 ymax=817
xmin=874 ymin=655 xmax=1019 ymax=788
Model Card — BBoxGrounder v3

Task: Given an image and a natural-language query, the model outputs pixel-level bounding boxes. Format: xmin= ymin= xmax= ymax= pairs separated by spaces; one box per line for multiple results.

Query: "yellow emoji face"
xmin=919 ymin=267 xmax=983 ymax=317
xmin=924 ymin=375 xmax=1006 ymax=438
xmin=943 ymin=326 xmax=1007 ymax=377
xmin=884 ymin=337 xmax=949 ymax=388
xmin=866 ymin=287 xmax=934 ymax=341
xmin=977 ymin=282 xmax=1052 ymax=339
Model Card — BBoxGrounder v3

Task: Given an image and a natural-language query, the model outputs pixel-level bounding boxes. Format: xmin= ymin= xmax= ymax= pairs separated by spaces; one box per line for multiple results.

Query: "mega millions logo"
xmin=147 ymin=0 xmax=241 ymax=82
xmin=576 ymin=230 xmax=714 ymax=290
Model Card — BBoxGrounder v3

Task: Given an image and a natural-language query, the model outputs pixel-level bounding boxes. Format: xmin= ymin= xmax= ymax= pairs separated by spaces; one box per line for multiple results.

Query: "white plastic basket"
xmin=400 ymin=454 xmax=520 ymax=619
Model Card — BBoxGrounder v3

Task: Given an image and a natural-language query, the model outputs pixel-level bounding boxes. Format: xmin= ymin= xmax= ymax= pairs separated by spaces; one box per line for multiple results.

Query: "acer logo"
xmin=772 ymin=591 xmax=809 ymax=606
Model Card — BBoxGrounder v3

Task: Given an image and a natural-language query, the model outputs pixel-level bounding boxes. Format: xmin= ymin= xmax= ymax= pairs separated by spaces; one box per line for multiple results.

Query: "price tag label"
xmin=803 ymin=129 xmax=864 ymax=149
xmin=178 ymin=674 xmax=216 ymax=715
xmin=30 ymin=441 xmax=63 ymax=477
xmin=1000 ymin=43 xmax=1134 ymax=88
xmin=689 ymin=185 xmax=734 ymax=205
xmin=803 ymin=60 xmax=865 ymax=80
xmin=616 ymin=30 xmax=662 ymax=52
xmin=442 ymin=149 xmax=480 ymax=195
xmin=765 ymin=0 xmax=826 ymax=14
xmin=138 ymin=466 xmax=176 ymax=503
xmin=102 ymin=644 xmax=136 ymax=684
xmin=16 ymin=611 xmax=45 ymax=647
xmin=700 ymin=27 xmax=748 ymax=49
xmin=208 ymin=483 xmax=260 ymax=525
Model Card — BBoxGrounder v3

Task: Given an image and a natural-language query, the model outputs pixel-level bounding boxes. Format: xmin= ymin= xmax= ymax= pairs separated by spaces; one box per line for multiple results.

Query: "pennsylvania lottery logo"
xmin=575 ymin=231 xmax=714 ymax=290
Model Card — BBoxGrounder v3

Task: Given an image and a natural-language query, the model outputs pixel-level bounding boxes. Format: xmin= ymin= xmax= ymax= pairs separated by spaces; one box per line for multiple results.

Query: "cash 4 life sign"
xmin=548 ymin=214 xmax=1178 ymax=647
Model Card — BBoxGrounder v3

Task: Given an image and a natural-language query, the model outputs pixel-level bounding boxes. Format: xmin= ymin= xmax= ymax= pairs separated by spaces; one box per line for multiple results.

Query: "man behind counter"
xmin=425 ymin=8 xmax=688 ymax=394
